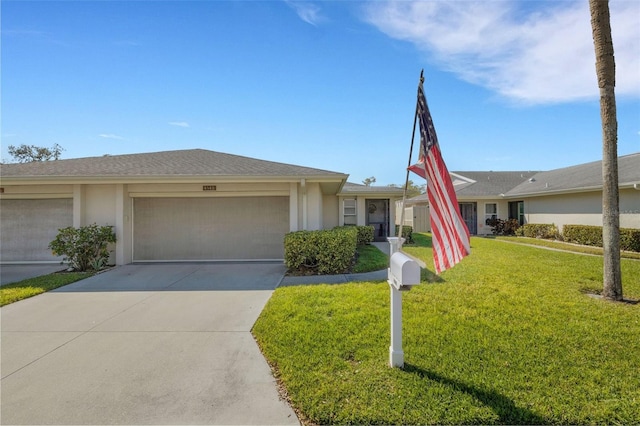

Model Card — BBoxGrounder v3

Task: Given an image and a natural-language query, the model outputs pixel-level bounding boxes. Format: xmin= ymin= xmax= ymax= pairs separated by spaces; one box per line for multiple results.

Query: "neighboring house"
xmin=398 ymin=152 xmax=640 ymax=236
xmin=0 ymin=149 xmax=404 ymax=264
xmin=398 ymin=171 xmax=538 ymax=235
xmin=504 ymin=152 xmax=640 ymax=232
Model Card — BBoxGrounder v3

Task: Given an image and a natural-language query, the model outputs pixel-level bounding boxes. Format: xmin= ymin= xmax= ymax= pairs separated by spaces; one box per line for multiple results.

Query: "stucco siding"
xmin=305 ymin=182 xmax=322 ymax=230
xmin=620 ymin=188 xmax=640 ymax=229
xmin=127 ymin=182 xmax=290 ymax=196
xmin=323 ymin=194 xmax=339 ymax=229
xmin=525 ymin=189 xmax=640 ymax=231
xmin=0 ymin=185 xmax=73 ymax=197
xmin=83 ymin=185 xmax=117 ymax=226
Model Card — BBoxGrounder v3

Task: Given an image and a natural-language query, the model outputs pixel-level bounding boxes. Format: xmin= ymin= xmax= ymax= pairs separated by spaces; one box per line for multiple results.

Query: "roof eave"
xmin=0 ymin=174 xmax=349 ymax=186
xmin=503 ymin=181 xmax=639 ymax=198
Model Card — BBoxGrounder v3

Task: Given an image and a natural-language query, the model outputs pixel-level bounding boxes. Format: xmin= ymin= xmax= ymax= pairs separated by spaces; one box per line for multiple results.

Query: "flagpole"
xmin=388 ymin=70 xmax=429 ymax=369
xmin=397 ymin=70 xmax=424 ymax=246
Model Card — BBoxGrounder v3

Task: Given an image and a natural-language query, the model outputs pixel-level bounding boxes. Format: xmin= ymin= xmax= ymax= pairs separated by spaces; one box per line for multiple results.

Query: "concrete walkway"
xmin=1 ymin=263 xmax=299 ymax=425
xmin=0 ymin=263 xmax=68 ymax=286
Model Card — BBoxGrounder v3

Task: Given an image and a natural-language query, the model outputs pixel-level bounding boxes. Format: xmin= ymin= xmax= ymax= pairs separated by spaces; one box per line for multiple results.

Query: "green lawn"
xmin=0 ymin=272 xmax=93 ymax=306
xmin=495 ymin=235 xmax=640 ymax=260
xmin=352 ymin=244 xmax=389 ymax=273
xmin=253 ymin=233 xmax=640 ymax=425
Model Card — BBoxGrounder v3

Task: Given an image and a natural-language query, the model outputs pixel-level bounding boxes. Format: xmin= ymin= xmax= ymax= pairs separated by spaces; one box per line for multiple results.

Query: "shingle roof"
xmin=403 ymin=171 xmax=537 ymax=204
xmin=0 ymin=149 xmax=347 ymax=180
xmin=452 ymin=171 xmax=539 ymax=198
xmin=505 ymin=152 xmax=640 ymax=197
xmin=404 ymin=153 xmax=640 ymax=204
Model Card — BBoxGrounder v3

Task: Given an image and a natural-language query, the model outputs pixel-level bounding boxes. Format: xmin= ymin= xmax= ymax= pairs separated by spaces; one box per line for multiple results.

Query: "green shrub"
xmin=516 ymin=223 xmax=559 ymax=239
xmin=562 ymin=225 xmax=640 ymax=252
xmin=355 ymin=225 xmax=374 ymax=245
xmin=48 ymin=224 xmax=116 ymax=272
xmin=563 ymin=225 xmax=603 ymax=248
xmin=620 ymin=228 xmax=640 ymax=252
xmin=284 ymin=227 xmax=358 ymax=275
xmin=486 ymin=218 xmax=520 ymax=236
xmin=394 ymin=225 xmax=414 ymax=244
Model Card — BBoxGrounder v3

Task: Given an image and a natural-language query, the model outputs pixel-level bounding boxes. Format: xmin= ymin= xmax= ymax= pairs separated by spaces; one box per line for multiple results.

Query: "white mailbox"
xmin=388 ymin=252 xmax=421 ymax=290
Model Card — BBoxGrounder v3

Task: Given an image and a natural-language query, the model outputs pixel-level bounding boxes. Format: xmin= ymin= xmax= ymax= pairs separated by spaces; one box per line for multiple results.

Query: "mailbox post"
xmin=387 ymin=237 xmax=420 ymax=368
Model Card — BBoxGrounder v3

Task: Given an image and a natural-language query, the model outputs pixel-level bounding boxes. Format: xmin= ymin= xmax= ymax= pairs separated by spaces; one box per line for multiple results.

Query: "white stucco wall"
xmin=620 ymin=188 xmax=640 ymax=229
xmin=83 ymin=185 xmax=117 ymax=226
xmin=305 ymin=182 xmax=323 ymax=230
xmin=525 ymin=188 xmax=640 ymax=232
xmin=115 ymin=184 xmax=133 ymax=265
xmin=323 ymin=194 xmax=339 ymax=229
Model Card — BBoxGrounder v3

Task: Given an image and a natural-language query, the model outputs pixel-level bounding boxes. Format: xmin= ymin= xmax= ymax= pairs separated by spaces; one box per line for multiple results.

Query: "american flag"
xmin=408 ymin=80 xmax=470 ymax=274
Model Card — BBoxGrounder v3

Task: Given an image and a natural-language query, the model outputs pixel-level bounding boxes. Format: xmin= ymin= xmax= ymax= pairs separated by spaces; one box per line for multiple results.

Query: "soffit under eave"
xmin=337 ymin=187 xmax=405 ymax=197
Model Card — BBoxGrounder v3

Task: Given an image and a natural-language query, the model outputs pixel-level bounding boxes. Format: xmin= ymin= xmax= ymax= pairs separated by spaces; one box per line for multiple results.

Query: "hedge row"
xmin=563 ymin=224 xmax=640 ymax=252
xmin=284 ymin=226 xmax=358 ymax=275
xmin=355 ymin=225 xmax=374 ymax=246
xmin=516 ymin=223 xmax=559 ymax=239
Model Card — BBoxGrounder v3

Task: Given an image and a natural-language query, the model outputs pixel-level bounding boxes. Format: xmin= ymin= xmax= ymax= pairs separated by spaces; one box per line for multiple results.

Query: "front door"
xmin=509 ymin=201 xmax=525 ymax=225
xmin=459 ymin=202 xmax=477 ymax=235
xmin=366 ymin=199 xmax=389 ymax=241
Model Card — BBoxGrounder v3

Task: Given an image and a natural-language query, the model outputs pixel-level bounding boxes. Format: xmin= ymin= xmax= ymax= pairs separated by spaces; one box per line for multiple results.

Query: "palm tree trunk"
xmin=589 ymin=0 xmax=622 ymax=300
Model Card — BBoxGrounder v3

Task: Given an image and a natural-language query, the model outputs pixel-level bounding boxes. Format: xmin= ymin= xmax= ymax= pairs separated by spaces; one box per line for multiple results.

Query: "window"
xmin=485 ymin=203 xmax=497 ymax=224
xmin=343 ymin=199 xmax=357 ymax=225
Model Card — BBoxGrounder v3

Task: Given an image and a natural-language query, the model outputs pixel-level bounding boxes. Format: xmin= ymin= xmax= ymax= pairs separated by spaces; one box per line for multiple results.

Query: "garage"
xmin=0 ymin=198 xmax=73 ymax=262
xmin=133 ymin=196 xmax=289 ymax=261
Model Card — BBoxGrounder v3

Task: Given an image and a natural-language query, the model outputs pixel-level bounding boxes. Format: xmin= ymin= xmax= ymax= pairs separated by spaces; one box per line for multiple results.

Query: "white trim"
xmin=289 ymin=182 xmax=298 ymax=231
xmin=0 ymin=193 xmax=71 ymax=199
xmin=128 ymin=190 xmax=289 ymax=198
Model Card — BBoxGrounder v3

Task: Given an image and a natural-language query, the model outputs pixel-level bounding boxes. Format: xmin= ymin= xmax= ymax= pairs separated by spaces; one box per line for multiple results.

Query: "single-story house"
xmin=398 ymin=152 xmax=640 ymax=235
xmin=0 ymin=149 xmax=404 ymax=264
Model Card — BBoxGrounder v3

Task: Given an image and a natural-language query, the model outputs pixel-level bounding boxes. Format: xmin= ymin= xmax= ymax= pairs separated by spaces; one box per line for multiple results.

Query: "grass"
xmin=0 ymin=272 xmax=93 ymax=306
xmin=253 ymin=233 xmax=640 ymax=425
xmin=352 ymin=244 xmax=389 ymax=273
xmin=495 ymin=235 xmax=640 ymax=260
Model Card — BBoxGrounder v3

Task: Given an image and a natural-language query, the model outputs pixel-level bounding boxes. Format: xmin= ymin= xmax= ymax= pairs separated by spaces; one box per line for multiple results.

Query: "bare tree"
xmin=7 ymin=143 xmax=64 ymax=163
xmin=362 ymin=176 xmax=376 ymax=186
xmin=589 ymin=0 xmax=622 ymax=300
xmin=388 ymin=180 xmax=424 ymax=198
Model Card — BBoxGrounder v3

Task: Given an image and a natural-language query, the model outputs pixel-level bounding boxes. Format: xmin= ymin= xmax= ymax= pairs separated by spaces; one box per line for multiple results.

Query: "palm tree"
xmin=589 ymin=0 xmax=622 ymax=300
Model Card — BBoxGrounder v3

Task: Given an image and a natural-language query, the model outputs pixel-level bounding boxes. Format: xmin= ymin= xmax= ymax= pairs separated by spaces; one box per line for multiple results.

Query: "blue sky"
xmin=2 ymin=0 xmax=639 ymax=186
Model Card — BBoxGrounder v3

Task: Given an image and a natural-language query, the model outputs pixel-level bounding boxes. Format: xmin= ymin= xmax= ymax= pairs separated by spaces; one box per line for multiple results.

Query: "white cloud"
xmin=363 ymin=1 xmax=640 ymax=105
xmin=169 ymin=121 xmax=190 ymax=128
xmin=99 ymin=133 xmax=124 ymax=140
xmin=285 ymin=1 xmax=324 ymax=26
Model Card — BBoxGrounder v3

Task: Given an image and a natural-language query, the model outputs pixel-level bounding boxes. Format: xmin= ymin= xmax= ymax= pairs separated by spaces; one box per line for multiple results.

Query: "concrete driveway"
xmin=1 ymin=263 xmax=299 ymax=425
xmin=1 ymin=263 xmax=68 ymax=286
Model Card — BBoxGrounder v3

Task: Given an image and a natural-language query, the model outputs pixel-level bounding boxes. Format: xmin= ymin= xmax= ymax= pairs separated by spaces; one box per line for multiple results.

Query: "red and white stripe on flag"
xmin=408 ymin=83 xmax=470 ymax=274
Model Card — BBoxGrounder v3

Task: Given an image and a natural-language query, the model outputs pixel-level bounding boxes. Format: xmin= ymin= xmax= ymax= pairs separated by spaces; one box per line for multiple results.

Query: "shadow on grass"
xmin=422 ymin=268 xmax=445 ymax=283
xmin=403 ymin=364 xmax=548 ymax=425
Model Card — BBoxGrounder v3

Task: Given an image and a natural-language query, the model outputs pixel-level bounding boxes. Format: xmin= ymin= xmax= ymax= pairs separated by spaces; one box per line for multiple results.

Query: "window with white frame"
xmin=343 ymin=199 xmax=357 ymax=225
xmin=485 ymin=203 xmax=497 ymax=224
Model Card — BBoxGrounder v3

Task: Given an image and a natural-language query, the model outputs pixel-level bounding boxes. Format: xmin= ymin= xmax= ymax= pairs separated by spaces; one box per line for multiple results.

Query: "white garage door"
xmin=133 ymin=197 xmax=289 ymax=261
xmin=0 ymin=198 xmax=73 ymax=262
